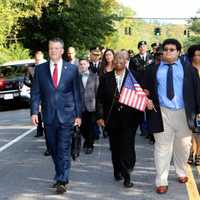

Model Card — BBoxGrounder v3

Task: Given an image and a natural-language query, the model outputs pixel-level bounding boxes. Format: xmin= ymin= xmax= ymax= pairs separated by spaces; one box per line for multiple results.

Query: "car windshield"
xmin=0 ymin=65 xmax=29 ymax=79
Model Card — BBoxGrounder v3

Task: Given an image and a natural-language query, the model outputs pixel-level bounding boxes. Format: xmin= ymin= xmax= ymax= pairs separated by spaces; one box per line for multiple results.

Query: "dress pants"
xmin=129 ymin=126 xmax=138 ymax=171
xmin=108 ymin=127 xmax=136 ymax=182
xmin=154 ymin=107 xmax=192 ymax=186
xmin=80 ymin=111 xmax=95 ymax=148
xmin=36 ymin=112 xmax=43 ymax=136
xmin=45 ymin=116 xmax=73 ymax=183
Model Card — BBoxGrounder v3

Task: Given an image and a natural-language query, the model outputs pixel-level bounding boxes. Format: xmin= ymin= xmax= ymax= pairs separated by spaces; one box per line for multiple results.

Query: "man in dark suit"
xmin=24 ymin=51 xmax=51 ymax=156
xmin=24 ymin=50 xmax=45 ymax=138
xmin=79 ymin=58 xmax=99 ymax=154
xmin=96 ymin=51 xmax=143 ymax=188
xmin=145 ymin=38 xmax=200 ymax=194
xmin=31 ymin=38 xmax=81 ymax=194
xmin=89 ymin=47 xmax=102 ymax=74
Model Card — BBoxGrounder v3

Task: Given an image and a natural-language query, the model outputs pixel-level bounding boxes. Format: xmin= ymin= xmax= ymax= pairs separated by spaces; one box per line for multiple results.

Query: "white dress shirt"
xmin=93 ymin=61 xmax=100 ymax=68
xmin=50 ymin=59 xmax=63 ymax=86
xmin=115 ymin=69 xmax=126 ymax=92
xmin=140 ymin=53 xmax=147 ymax=61
xmin=81 ymin=70 xmax=89 ymax=88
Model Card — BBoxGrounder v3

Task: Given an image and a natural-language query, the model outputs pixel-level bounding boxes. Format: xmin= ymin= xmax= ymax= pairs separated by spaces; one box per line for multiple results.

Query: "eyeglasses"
xmin=92 ymin=53 xmax=101 ymax=56
xmin=163 ymin=48 xmax=177 ymax=52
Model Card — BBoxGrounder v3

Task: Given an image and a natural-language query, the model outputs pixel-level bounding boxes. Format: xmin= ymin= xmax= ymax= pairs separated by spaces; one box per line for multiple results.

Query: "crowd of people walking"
xmin=29 ymin=37 xmax=200 ymax=195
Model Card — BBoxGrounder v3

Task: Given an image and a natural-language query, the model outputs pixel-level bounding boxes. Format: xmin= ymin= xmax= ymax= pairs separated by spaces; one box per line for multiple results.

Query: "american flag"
xmin=119 ymin=72 xmax=148 ymax=112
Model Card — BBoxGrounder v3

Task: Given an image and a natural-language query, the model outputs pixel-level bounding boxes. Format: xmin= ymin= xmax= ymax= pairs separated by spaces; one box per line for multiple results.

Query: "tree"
xmin=183 ymin=10 xmax=200 ymax=50
xmin=19 ymin=0 xmax=117 ymax=53
xmin=0 ymin=43 xmax=30 ymax=64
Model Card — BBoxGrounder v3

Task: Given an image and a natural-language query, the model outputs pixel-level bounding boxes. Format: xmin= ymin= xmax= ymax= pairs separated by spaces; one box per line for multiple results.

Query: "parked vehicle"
xmin=0 ymin=59 xmax=35 ymax=105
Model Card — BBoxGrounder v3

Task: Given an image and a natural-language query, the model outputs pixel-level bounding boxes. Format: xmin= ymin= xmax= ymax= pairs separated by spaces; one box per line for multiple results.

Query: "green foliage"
xmin=18 ymin=0 xmax=117 ymax=53
xmin=0 ymin=0 xmax=198 ymax=58
xmin=0 ymin=2 xmax=17 ymax=44
xmin=189 ymin=17 xmax=200 ymax=34
xmin=183 ymin=36 xmax=200 ymax=50
xmin=0 ymin=43 xmax=30 ymax=64
xmin=183 ymin=10 xmax=200 ymax=50
xmin=105 ymin=14 xmax=186 ymax=52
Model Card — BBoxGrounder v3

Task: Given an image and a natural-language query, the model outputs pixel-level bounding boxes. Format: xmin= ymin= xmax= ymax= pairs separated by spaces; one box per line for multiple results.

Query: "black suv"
xmin=0 ymin=60 xmax=34 ymax=105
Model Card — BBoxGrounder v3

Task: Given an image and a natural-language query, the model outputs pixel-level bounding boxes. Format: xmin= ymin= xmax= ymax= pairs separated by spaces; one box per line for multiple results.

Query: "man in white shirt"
xmin=31 ymin=38 xmax=81 ymax=194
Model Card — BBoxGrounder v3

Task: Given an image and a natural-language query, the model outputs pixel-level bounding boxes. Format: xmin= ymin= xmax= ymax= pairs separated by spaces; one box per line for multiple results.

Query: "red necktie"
xmin=52 ymin=63 xmax=58 ymax=88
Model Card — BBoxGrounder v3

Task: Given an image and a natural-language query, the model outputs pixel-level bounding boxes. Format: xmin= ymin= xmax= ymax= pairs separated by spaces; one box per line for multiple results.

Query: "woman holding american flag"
xmin=96 ymin=51 xmax=145 ymax=188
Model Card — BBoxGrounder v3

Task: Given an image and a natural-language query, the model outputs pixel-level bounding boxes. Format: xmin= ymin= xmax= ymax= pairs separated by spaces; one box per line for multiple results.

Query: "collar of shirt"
xmin=140 ymin=53 xmax=147 ymax=60
xmin=50 ymin=59 xmax=63 ymax=83
xmin=81 ymin=70 xmax=90 ymax=88
xmin=114 ymin=69 xmax=126 ymax=92
xmin=126 ymin=60 xmax=130 ymax=69
xmin=161 ymin=59 xmax=180 ymax=67
xmin=81 ymin=70 xmax=90 ymax=76
xmin=93 ymin=62 xmax=99 ymax=67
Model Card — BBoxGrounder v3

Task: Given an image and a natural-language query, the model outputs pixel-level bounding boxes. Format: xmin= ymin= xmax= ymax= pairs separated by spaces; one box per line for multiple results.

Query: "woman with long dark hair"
xmin=99 ymin=48 xmax=115 ymax=77
xmin=187 ymin=44 xmax=200 ymax=166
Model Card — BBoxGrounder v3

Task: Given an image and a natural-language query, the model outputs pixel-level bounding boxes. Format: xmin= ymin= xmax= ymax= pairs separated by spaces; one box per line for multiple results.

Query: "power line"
xmin=117 ymin=17 xmax=200 ymax=20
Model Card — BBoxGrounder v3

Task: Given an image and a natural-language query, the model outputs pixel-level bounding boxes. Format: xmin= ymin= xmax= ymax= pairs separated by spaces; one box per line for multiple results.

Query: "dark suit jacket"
xmin=129 ymin=53 xmax=154 ymax=87
xmin=24 ymin=65 xmax=35 ymax=88
xmin=89 ymin=62 xmax=101 ymax=74
xmin=144 ymin=60 xmax=200 ymax=133
xmin=31 ymin=60 xmax=81 ymax=125
xmin=80 ymin=71 xmax=99 ymax=112
xmin=96 ymin=69 xmax=143 ymax=129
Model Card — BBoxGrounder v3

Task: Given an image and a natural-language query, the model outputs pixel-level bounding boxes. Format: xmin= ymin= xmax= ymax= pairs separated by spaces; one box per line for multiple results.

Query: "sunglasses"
xmin=163 ymin=48 xmax=177 ymax=52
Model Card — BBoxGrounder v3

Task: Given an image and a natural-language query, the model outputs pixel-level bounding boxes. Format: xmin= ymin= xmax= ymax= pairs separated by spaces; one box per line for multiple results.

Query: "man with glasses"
xmin=145 ymin=38 xmax=200 ymax=194
xmin=89 ymin=47 xmax=102 ymax=74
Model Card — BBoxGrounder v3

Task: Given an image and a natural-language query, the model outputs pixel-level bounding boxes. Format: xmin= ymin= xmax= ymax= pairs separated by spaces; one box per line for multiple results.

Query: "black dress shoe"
xmin=128 ymin=167 xmax=134 ymax=173
xmin=95 ymin=135 xmax=100 ymax=140
xmin=44 ymin=150 xmax=51 ymax=156
xmin=85 ymin=148 xmax=93 ymax=154
xmin=34 ymin=134 xmax=43 ymax=137
xmin=56 ymin=183 xmax=67 ymax=194
xmin=83 ymin=141 xmax=87 ymax=149
xmin=114 ymin=174 xmax=123 ymax=181
xmin=124 ymin=180 xmax=134 ymax=188
xmin=52 ymin=181 xmax=60 ymax=188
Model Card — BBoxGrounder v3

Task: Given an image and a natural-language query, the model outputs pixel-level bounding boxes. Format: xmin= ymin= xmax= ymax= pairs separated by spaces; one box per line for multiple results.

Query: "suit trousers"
xmin=154 ymin=107 xmax=192 ymax=186
xmin=80 ymin=111 xmax=95 ymax=148
xmin=36 ymin=112 xmax=43 ymax=136
xmin=108 ymin=126 xmax=136 ymax=182
xmin=45 ymin=116 xmax=73 ymax=183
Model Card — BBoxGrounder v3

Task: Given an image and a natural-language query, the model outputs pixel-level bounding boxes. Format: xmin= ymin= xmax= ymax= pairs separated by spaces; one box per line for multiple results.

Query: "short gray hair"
xmin=114 ymin=51 xmax=126 ymax=61
xmin=49 ymin=37 xmax=64 ymax=48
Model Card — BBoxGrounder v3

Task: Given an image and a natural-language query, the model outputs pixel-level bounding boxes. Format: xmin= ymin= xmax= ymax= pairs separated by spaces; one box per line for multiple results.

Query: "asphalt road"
xmin=0 ymin=107 xmax=198 ymax=200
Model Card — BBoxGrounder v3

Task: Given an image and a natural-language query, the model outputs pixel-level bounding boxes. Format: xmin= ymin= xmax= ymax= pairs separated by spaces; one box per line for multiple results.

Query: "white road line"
xmin=0 ymin=127 xmax=36 ymax=153
xmin=0 ymin=126 xmax=34 ymax=129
